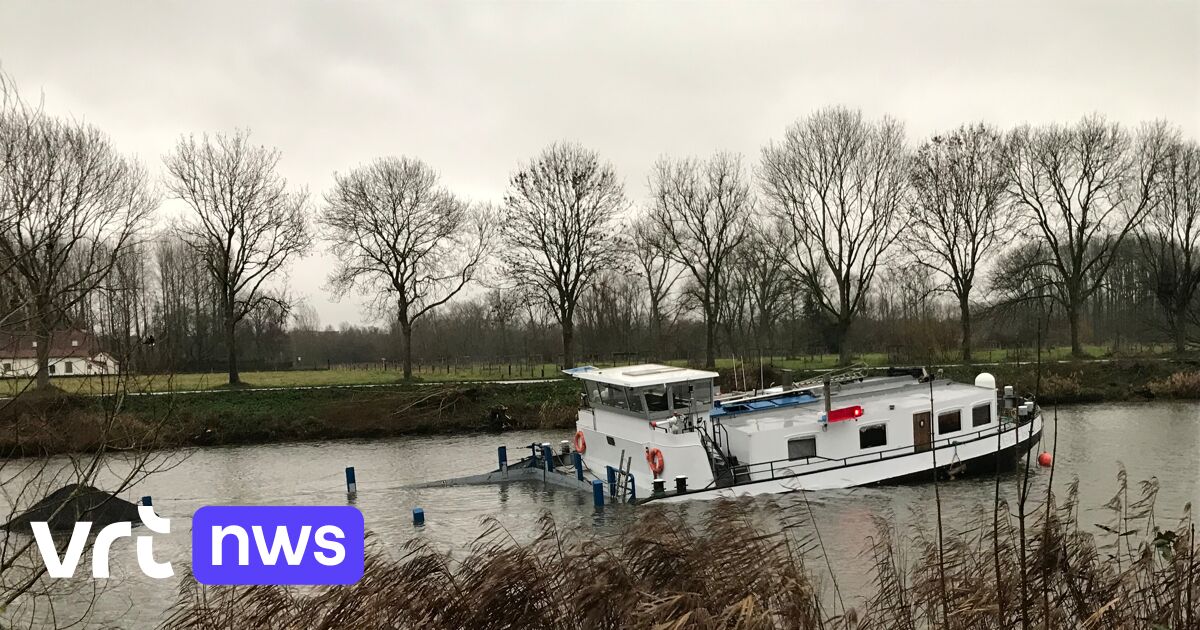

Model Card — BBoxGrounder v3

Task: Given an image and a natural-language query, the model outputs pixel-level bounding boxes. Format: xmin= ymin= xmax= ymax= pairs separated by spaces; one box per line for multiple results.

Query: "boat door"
xmin=912 ymin=411 xmax=932 ymax=453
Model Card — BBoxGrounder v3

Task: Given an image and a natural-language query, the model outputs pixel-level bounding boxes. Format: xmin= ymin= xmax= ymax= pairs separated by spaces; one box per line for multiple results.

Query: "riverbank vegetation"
xmin=0 ymin=380 xmax=580 ymax=457
xmin=5 ymin=360 xmax=1200 ymax=458
xmin=163 ymin=474 xmax=1197 ymax=629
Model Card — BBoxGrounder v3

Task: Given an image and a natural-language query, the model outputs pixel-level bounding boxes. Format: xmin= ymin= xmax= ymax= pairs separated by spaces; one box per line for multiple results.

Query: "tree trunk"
xmin=34 ymin=327 xmax=51 ymax=390
xmin=225 ymin=306 xmax=240 ymax=386
xmin=704 ymin=310 xmax=717 ymax=369
xmin=401 ymin=320 xmax=414 ymax=380
xmin=1174 ymin=305 xmax=1189 ymax=354
xmin=959 ymin=298 xmax=973 ymax=363
xmin=834 ymin=318 xmax=852 ymax=366
xmin=561 ymin=319 xmax=575 ymax=369
xmin=1066 ymin=301 xmax=1083 ymax=358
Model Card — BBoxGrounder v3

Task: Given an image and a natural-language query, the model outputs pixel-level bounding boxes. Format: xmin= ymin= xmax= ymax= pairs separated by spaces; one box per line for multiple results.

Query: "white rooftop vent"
xmin=974 ymin=372 xmax=996 ymax=390
xmin=623 ymin=366 xmax=688 ymax=377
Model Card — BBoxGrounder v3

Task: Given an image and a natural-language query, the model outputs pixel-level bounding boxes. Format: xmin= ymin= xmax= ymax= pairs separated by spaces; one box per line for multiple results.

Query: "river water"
xmin=3 ymin=401 xmax=1198 ymax=628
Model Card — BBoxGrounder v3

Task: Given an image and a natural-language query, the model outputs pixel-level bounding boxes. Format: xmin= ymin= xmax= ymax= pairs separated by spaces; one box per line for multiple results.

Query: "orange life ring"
xmin=646 ymin=447 xmax=665 ymax=476
xmin=573 ymin=430 xmax=587 ymax=454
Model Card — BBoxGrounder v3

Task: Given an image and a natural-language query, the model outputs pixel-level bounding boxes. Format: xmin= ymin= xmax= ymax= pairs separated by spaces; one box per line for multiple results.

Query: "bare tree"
xmin=1005 ymin=116 xmax=1172 ymax=357
xmin=164 ymin=130 xmax=311 ymax=385
xmin=905 ymin=123 xmax=1011 ymax=362
xmin=0 ymin=84 xmax=156 ymax=389
xmin=627 ymin=212 xmax=680 ymax=359
xmin=1138 ymin=136 xmax=1199 ymax=353
xmin=760 ymin=106 xmax=909 ymax=365
xmin=649 ymin=153 xmax=753 ymax=368
xmin=321 ymin=157 xmax=491 ymax=379
xmin=734 ymin=224 xmax=794 ymax=359
xmin=500 ymin=142 xmax=627 ymax=369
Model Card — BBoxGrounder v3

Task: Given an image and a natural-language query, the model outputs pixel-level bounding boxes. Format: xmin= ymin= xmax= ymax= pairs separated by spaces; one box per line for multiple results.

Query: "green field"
xmin=0 ymin=343 xmax=1176 ymax=397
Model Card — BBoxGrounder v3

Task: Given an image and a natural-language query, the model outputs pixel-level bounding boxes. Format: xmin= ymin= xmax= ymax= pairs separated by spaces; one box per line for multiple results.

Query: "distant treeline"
xmin=2 ymin=68 xmax=1197 ymax=385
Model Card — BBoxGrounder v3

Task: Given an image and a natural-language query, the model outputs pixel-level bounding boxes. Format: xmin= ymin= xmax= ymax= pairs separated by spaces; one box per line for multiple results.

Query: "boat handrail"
xmin=703 ymin=412 xmax=1038 ymax=489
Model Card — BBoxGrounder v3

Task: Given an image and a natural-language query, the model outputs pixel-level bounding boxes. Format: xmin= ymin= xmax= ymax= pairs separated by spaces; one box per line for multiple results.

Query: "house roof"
xmin=0 ymin=330 xmax=103 ymax=359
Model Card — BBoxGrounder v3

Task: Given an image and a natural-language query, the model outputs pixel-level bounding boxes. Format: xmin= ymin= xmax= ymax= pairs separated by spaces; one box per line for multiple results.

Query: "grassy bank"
xmin=0 ymin=380 xmax=581 ymax=457
xmin=0 ymin=342 xmax=1177 ymax=396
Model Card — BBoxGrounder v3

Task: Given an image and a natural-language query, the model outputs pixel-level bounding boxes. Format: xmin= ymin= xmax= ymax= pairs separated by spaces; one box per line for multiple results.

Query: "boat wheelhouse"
xmin=567 ymin=363 xmax=1043 ymax=502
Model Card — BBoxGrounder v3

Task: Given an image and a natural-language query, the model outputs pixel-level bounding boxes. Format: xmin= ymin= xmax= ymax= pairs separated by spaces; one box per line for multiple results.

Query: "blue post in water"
xmin=412 ymin=507 xmax=425 ymax=526
xmin=542 ymin=444 xmax=554 ymax=472
xmin=497 ymin=446 xmax=508 ymax=473
xmin=572 ymin=452 xmax=584 ymax=481
xmin=140 ymin=496 xmax=152 ymax=507
xmin=606 ymin=466 xmax=617 ymax=498
xmin=591 ymin=479 xmax=605 ymax=508
xmin=345 ymin=467 xmax=357 ymax=494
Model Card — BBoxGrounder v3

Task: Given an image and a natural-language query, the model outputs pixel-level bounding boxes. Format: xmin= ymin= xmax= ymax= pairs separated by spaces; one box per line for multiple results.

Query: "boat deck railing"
xmin=705 ymin=409 xmax=1039 ymax=489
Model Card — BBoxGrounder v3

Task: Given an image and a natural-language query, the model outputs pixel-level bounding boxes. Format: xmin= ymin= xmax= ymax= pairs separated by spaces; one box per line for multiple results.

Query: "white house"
xmin=0 ymin=331 xmax=119 ymax=378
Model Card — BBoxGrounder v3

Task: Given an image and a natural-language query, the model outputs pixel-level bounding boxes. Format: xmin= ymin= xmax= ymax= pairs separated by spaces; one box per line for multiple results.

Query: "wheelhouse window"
xmin=938 ymin=410 xmax=962 ymax=434
xmin=788 ymin=436 xmax=817 ymax=460
xmin=643 ymin=384 xmax=670 ymax=412
xmin=859 ymin=424 xmax=887 ymax=449
xmin=64 ymin=361 xmax=73 ymax=374
xmin=583 ymin=381 xmax=602 ymax=406
xmin=599 ymin=384 xmax=631 ymax=409
xmin=972 ymin=404 xmax=991 ymax=427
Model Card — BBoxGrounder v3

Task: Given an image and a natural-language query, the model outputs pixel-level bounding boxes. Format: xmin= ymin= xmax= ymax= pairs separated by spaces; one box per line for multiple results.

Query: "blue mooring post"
xmin=591 ymin=479 xmax=605 ymax=508
xmin=572 ymin=452 xmax=584 ymax=481
xmin=412 ymin=507 xmax=424 ymax=526
xmin=606 ymin=466 xmax=617 ymax=498
xmin=140 ymin=496 xmax=152 ymax=507
xmin=498 ymin=446 xmax=508 ymax=473
xmin=345 ymin=467 xmax=357 ymax=494
xmin=542 ymin=444 xmax=554 ymax=472
xmin=628 ymin=475 xmax=636 ymax=503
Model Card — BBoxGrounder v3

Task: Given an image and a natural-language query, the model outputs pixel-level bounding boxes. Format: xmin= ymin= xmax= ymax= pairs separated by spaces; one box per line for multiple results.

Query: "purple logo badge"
xmin=191 ymin=506 xmax=364 ymax=585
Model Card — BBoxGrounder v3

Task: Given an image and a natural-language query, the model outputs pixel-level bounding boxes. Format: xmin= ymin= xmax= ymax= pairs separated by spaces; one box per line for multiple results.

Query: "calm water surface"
xmin=3 ymin=401 xmax=1198 ymax=628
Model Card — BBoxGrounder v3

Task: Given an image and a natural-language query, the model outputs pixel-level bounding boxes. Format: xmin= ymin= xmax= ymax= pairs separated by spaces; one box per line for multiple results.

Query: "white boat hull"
xmin=649 ymin=414 xmax=1044 ymax=503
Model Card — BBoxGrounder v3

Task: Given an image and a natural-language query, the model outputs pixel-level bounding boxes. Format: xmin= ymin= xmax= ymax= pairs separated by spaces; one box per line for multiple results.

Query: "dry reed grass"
xmin=162 ymin=477 xmax=1197 ymax=630
xmin=1148 ymin=371 xmax=1200 ymax=399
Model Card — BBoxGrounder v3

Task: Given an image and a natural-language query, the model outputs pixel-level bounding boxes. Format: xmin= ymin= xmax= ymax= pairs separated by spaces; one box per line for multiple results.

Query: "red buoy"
xmin=1037 ymin=452 xmax=1052 ymax=467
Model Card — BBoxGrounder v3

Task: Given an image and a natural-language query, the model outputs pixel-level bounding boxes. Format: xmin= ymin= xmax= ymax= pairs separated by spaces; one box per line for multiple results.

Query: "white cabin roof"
xmin=721 ymin=378 xmax=994 ymax=434
xmin=565 ymin=364 xmax=719 ymax=388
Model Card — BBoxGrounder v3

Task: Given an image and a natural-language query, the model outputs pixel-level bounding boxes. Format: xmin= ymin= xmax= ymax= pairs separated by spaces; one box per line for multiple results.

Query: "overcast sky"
xmin=1 ymin=1 xmax=1197 ymax=327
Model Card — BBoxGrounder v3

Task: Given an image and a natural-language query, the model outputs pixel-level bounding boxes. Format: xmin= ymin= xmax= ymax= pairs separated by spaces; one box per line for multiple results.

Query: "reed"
xmin=163 ymin=480 xmax=1197 ymax=629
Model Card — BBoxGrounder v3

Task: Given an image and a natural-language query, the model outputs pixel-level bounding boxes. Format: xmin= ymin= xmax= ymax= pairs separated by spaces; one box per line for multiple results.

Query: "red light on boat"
xmin=827 ymin=405 xmax=863 ymax=422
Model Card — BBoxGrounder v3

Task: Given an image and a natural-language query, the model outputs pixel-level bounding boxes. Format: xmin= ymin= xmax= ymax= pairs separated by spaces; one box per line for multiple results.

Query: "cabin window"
xmin=859 ymin=424 xmax=887 ymax=449
xmin=2 ymin=363 xmax=10 ymax=373
xmin=938 ymin=410 xmax=962 ymax=434
xmin=600 ymin=384 xmax=630 ymax=409
xmin=583 ymin=382 xmax=602 ymax=406
xmin=972 ymin=404 xmax=991 ymax=427
xmin=643 ymin=384 xmax=670 ymax=412
xmin=787 ymin=436 xmax=817 ymax=460
xmin=64 ymin=361 xmax=73 ymax=374
xmin=691 ymin=380 xmax=713 ymax=405
xmin=48 ymin=364 xmax=56 ymax=375
xmin=627 ymin=390 xmax=646 ymax=413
